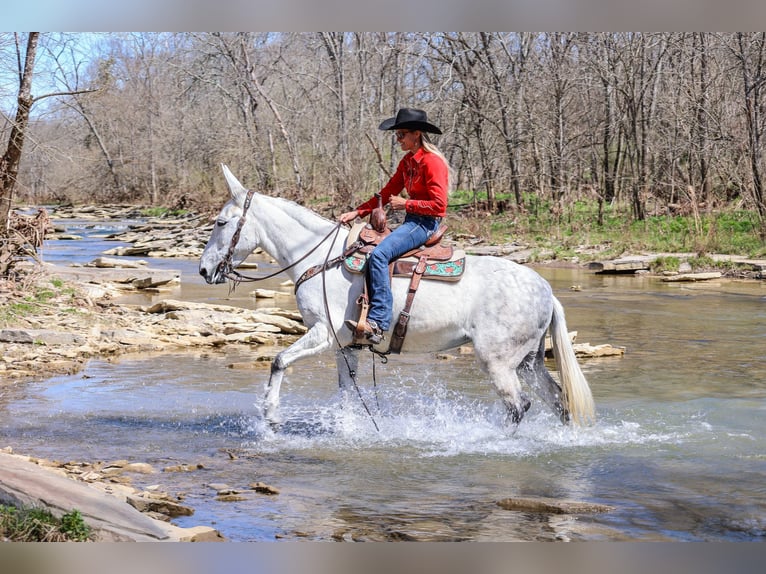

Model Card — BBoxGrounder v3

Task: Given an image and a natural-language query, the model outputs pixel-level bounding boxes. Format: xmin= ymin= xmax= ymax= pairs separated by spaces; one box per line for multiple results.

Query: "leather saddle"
xmin=344 ymin=207 xmax=466 ymax=353
xmin=343 ymin=222 xmax=466 ymax=281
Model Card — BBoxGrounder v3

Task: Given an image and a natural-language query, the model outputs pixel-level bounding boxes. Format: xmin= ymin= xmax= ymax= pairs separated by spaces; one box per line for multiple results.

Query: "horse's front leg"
xmin=264 ymin=323 xmax=332 ymax=424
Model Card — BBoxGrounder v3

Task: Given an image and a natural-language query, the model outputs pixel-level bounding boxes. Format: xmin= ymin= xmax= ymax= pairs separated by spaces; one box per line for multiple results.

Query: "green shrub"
xmin=650 ymin=256 xmax=681 ymax=273
xmin=0 ymin=504 xmax=92 ymax=542
xmin=59 ymin=509 xmax=92 ymax=542
xmin=140 ymin=206 xmax=189 ymax=218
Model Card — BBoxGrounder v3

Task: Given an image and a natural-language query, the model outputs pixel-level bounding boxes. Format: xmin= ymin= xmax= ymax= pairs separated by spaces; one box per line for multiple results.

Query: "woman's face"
xmin=395 ymin=129 xmax=421 ymax=153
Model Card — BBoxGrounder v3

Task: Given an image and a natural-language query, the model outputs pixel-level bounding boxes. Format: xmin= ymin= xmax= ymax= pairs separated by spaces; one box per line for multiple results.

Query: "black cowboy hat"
xmin=378 ymin=108 xmax=442 ymax=134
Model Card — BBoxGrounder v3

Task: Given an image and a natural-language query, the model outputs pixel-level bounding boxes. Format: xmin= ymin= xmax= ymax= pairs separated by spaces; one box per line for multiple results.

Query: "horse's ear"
xmin=221 ymin=164 xmax=248 ymax=204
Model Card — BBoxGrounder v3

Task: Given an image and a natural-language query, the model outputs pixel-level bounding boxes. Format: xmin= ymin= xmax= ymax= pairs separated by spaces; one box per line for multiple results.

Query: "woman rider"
xmin=339 ymin=108 xmax=450 ymax=344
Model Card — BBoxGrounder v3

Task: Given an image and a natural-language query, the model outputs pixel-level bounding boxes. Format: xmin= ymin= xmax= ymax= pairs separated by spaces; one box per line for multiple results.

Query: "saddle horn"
xmin=370 ymin=193 xmax=387 ymax=233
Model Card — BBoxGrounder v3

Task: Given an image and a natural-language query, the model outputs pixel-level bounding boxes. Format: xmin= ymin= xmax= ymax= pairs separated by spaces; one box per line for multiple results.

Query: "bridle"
xmin=217 ymin=188 xmax=347 ymax=291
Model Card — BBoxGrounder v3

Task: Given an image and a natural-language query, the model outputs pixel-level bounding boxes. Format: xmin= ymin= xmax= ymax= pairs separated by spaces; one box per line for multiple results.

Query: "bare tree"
xmin=586 ymin=33 xmax=624 ymax=213
xmin=318 ymin=33 xmax=350 ymax=201
xmin=729 ymin=32 xmax=766 ymax=230
xmin=1 ymin=33 xmax=94 ymax=228
xmin=1 ymin=33 xmax=39 ymax=232
xmin=7 ymin=31 xmax=766 ymax=237
xmin=616 ymin=33 xmax=670 ymax=220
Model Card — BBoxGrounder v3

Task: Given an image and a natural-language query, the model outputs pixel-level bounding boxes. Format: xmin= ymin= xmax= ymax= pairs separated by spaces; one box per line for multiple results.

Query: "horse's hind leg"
xmin=485 ymin=363 xmax=531 ymax=429
xmin=516 ymin=336 xmax=569 ymax=425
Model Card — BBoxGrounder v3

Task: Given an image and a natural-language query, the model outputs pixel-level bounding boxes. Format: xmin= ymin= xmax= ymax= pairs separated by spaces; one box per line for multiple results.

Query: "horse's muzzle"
xmin=199 ymin=263 xmax=227 ymax=285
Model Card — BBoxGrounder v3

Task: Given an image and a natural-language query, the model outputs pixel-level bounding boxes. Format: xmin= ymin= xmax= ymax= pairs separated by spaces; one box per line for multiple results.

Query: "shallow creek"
xmin=2 ymin=227 xmax=765 ymax=541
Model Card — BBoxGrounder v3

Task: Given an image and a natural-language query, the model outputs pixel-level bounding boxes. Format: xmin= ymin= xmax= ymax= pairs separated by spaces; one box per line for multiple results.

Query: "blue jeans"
xmin=365 ymin=214 xmax=441 ymax=331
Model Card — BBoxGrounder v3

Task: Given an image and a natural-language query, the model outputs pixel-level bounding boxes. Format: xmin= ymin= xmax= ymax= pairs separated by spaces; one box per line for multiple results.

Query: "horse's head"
xmin=199 ymin=164 xmax=259 ymax=284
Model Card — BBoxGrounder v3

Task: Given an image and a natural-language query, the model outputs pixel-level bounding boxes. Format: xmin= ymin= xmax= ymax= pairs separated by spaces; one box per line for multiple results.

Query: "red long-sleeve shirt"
xmin=356 ymin=148 xmax=448 ymax=218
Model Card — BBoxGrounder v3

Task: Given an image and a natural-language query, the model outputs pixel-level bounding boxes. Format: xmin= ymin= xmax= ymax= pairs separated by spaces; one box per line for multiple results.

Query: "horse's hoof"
xmin=522 ymin=397 xmax=531 ymax=413
xmin=504 ymin=419 xmax=521 ymax=436
xmin=506 ymin=404 xmax=528 ymax=427
xmin=267 ymin=420 xmax=282 ymax=433
xmin=263 ymin=407 xmax=282 ymax=430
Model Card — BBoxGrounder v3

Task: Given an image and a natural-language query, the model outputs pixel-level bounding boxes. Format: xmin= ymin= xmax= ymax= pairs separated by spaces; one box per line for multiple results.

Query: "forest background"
xmin=2 ymin=32 xmax=766 ymax=262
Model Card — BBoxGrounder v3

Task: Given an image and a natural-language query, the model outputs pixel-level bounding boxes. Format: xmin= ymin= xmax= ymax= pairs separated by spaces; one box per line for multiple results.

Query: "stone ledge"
xmin=0 ymin=452 xmax=223 ymax=542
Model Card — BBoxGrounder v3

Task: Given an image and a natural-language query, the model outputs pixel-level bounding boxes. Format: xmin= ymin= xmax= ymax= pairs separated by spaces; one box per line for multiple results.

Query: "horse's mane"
xmin=253 ymin=192 xmax=338 ymax=235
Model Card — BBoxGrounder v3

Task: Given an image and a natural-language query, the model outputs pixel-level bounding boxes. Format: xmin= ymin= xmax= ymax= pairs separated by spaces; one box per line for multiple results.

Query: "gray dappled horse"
xmin=199 ymin=165 xmax=595 ymax=430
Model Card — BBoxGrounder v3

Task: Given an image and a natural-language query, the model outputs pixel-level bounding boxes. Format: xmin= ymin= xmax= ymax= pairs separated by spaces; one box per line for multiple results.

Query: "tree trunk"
xmin=238 ymin=34 xmax=303 ymax=194
xmin=320 ymin=32 xmax=349 ymax=203
xmin=694 ymin=33 xmax=712 ymax=203
xmin=480 ymin=32 xmax=520 ymax=209
xmin=0 ymin=32 xmax=39 ymax=233
xmin=735 ymin=33 xmax=766 ymax=228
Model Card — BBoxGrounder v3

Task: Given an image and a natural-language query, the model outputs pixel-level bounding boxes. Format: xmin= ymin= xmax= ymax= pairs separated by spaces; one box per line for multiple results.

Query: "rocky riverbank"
xmin=0 ymin=266 xmax=306 ymax=384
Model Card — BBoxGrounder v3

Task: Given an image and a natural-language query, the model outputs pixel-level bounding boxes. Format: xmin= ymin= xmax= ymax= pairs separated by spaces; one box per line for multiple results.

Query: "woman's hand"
xmin=389 ymin=196 xmax=407 ymax=210
xmin=338 ymin=210 xmax=359 ymax=224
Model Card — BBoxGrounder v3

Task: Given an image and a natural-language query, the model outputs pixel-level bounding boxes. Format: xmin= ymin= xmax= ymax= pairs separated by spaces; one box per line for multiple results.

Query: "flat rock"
xmin=250 ymin=482 xmax=280 ymax=495
xmin=0 ymin=329 xmax=85 ymax=346
xmin=661 ymin=272 xmax=722 ymax=282
xmin=86 ymin=257 xmax=148 ymax=269
xmin=126 ymin=493 xmax=195 ymax=517
xmin=497 ymin=496 xmax=614 ymax=514
xmin=573 ymin=342 xmax=625 ymax=358
xmin=588 ymin=258 xmax=652 ymax=273
xmin=0 ymin=452 xmax=169 ymax=541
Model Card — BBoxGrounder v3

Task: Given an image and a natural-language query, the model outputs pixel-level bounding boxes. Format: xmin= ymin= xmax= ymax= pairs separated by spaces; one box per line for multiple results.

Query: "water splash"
xmin=239 ymin=377 xmax=698 ymax=459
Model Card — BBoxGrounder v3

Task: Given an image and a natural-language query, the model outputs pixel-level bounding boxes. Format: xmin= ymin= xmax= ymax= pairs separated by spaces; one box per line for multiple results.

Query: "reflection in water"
xmin=7 ymin=235 xmax=766 ymax=540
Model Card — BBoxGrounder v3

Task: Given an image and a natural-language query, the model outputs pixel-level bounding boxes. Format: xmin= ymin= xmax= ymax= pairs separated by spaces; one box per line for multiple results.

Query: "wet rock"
xmin=130 ymin=274 xmax=180 ymax=289
xmin=228 ymin=360 xmax=273 ymax=370
xmin=163 ymin=463 xmax=204 ymax=472
xmin=496 ymin=496 xmax=614 ymax=514
xmin=121 ymin=462 xmax=156 ymax=474
xmin=216 ymin=494 xmax=247 ymax=502
xmin=177 ymin=526 xmax=227 ymax=542
xmin=661 ymin=271 xmax=722 ymax=282
xmin=573 ymin=342 xmax=626 ymax=358
xmin=214 ymin=488 xmax=240 ymax=496
xmin=250 ymin=482 xmax=280 ymax=495
xmin=126 ymin=493 xmax=195 ymax=517
xmin=86 ymin=257 xmax=148 ymax=269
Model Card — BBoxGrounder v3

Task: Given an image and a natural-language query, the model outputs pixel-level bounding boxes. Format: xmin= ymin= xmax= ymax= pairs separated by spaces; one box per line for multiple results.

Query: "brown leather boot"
xmin=344 ymin=319 xmax=384 ymax=344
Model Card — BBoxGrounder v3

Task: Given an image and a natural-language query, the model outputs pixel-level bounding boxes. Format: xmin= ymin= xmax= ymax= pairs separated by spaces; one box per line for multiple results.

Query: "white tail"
xmin=550 ymin=296 xmax=596 ymax=425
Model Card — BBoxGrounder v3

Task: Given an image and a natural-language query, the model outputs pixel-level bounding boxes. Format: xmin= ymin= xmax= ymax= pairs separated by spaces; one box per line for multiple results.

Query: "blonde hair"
xmin=420 ymin=133 xmax=453 ymax=193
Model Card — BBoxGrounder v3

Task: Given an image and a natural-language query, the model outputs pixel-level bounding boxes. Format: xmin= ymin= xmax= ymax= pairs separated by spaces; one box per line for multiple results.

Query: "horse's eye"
xmin=216 ymin=219 xmax=227 ymax=227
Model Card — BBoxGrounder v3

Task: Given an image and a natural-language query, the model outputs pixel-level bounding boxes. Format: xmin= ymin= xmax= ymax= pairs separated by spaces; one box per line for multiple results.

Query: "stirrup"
xmin=345 ymin=319 xmax=384 ymax=344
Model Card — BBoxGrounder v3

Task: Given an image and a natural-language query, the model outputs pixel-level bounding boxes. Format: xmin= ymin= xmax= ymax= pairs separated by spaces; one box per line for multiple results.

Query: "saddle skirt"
xmin=343 ymin=222 xmax=466 ymax=281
